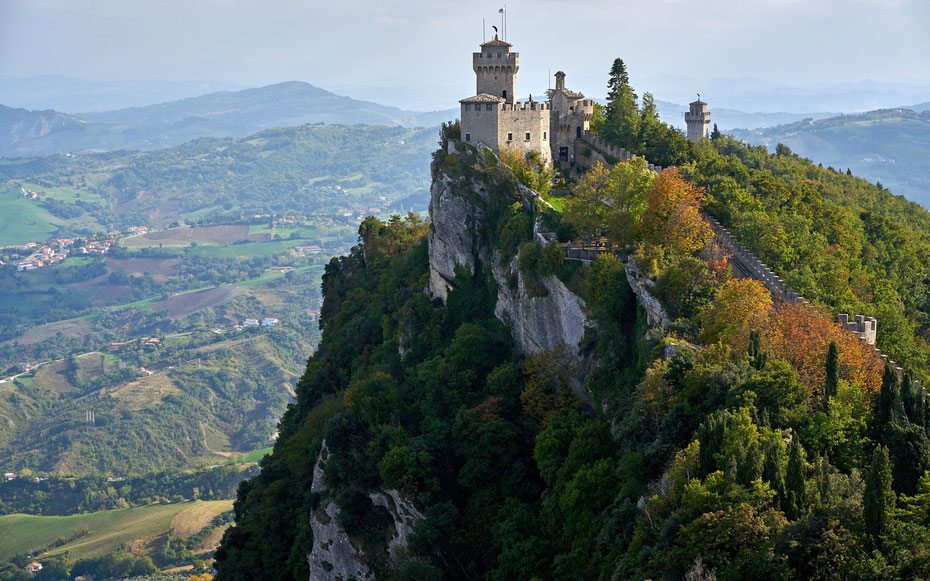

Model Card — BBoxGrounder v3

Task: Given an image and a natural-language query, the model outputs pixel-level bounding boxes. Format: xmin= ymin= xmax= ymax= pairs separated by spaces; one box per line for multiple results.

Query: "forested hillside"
xmin=0 ymin=123 xmax=434 ymax=245
xmin=213 ymin=60 xmax=930 ymax=580
xmin=730 ymin=108 xmax=930 ymax=206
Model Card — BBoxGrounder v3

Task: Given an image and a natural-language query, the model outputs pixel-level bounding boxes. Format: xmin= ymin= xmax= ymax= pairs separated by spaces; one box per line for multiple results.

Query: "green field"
xmin=0 ymin=500 xmax=233 ymax=560
xmin=186 ymin=239 xmax=307 ymax=259
xmin=0 ymin=182 xmax=107 ymax=247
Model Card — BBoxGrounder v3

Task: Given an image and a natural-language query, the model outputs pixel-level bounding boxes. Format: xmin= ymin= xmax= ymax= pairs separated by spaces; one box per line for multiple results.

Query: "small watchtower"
xmin=473 ymin=34 xmax=518 ymax=104
xmin=685 ymin=97 xmax=711 ymax=143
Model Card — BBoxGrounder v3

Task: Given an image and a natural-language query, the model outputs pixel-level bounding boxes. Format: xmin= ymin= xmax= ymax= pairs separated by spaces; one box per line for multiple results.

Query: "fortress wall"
xmin=460 ymin=104 xmax=500 ymax=148
xmin=498 ymin=104 xmax=552 ymax=164
xmin=705 ymin=216 xmax=802 ymax=305
xmin=574 ymin=132 xmax=663 ymax=173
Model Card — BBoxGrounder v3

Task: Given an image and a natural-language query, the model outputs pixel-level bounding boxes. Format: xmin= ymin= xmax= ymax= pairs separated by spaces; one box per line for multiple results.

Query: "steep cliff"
xmin=305 ymin=443 xmax=422 ymax=581
xmin=427 ymin=142 xmax=587 ymax=356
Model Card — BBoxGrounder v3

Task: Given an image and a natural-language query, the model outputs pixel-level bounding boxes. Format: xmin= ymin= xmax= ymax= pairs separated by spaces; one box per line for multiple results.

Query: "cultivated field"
xmin=151 ymin=285 xmax=245 ymax=319
xmin=0 ymin=500 xmax=234 ymax=561
xmin=107 ymin=258 xmax=182 ymax=282
xmin=120 ymin=225 xmax=265 ymax=249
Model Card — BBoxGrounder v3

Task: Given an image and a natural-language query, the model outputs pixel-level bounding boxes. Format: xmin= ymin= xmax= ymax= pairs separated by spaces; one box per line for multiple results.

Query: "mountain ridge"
xmin=0 ymin=82 xmax=455 ymax=157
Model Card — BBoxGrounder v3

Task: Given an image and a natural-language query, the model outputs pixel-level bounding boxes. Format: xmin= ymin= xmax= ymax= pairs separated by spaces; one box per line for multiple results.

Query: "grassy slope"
xmin=0 ymin=500 xmax=233 ymax=560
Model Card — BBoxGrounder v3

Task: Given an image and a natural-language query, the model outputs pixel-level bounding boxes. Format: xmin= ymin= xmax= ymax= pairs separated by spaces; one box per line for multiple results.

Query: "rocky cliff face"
xmin=306 ymin=442 xmax=422 ymax=581
xmin=427 ymin=150 xmax=587 ymax=356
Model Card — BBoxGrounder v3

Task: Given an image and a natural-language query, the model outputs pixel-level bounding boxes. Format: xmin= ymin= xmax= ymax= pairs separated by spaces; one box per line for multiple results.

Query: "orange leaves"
xmin=701 ymin=278 xmax=773 ymax=350
xmin=642 ymin=167 xmax=713 ymax=255
xmin=760 ymin=303 xmax=884 ymax=394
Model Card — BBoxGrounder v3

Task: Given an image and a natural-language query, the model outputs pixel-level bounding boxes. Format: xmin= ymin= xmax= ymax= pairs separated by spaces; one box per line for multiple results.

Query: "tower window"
xmin=576 ymin=126 xmax=582 ymax=138
xmin=465 ymin=104 xmax=471 ymax=111
xmin=465 ymin=133 xmax=471 ymax=142
xmin=502 ymin=90 xmax=507 ymax=100
xmin=507 ymin=133 xmax=513 ymax=141
xmin=486 ymin=103 xmax=493 ymax=111
xmin=525 ymin=132 xmax=531 ymax=141
xmin=543 ymin=131 xmax=547 ymax=140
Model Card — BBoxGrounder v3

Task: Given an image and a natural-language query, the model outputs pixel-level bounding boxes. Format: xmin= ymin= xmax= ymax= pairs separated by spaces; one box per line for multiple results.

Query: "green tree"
xmin=824 ymin=342 xmax=839 ymax=402
xmin=863 ymin=445 xmax=894 ymax=548
xmin=711 ymin=123 xmax=721 ymax=140
xmin=603 ymin=58 xmax=639 ymax=149
xmin=748 ymin=330 xmax=768 ymax=370
xmin=785 ymin=436 xmax=807 ymax=519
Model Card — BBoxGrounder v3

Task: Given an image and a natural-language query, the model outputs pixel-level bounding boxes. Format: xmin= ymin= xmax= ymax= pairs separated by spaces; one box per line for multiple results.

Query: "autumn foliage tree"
xmin=700 ymin=278 xmax=773 ymax=350
xmin=641 ymin=167 xmax=713 ymax=256
xmin=760 ymin=303 xmax=885 ymax=395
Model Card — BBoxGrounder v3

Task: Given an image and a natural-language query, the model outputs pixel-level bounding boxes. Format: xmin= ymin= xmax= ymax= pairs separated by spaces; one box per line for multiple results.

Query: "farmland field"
xmin=0 ymin=500 xmax=234 ymax=560
xmin=120 ymin=225 xmax=266 ymax=249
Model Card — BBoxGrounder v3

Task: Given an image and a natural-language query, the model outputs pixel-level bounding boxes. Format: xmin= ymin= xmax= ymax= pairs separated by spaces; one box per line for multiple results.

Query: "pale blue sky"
xmin=1 ymin=0 xmax=928 ymax=110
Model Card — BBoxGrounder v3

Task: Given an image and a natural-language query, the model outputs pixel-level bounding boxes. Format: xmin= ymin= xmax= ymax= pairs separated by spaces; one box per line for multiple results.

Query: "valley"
xmin=0 ymin=119 xmax=436 ymax=577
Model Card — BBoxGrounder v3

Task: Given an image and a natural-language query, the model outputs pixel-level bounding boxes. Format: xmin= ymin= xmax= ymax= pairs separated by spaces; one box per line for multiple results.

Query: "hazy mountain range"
xmin=0 ymin=81 xmax=455 ymax=157
xmin=2 ymin=78 xmax=929 ymax=208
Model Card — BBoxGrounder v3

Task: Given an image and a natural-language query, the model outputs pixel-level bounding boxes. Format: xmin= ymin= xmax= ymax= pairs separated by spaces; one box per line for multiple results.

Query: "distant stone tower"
xmin=685 ymin=97 xmax=711 ymax=142
xmin=473 ymin=35 xmax=518 ymax=103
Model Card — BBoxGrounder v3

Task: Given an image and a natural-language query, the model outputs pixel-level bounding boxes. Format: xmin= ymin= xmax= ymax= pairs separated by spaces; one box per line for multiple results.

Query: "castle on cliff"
xmin=459 ymin=34 xmax=711 ymax=167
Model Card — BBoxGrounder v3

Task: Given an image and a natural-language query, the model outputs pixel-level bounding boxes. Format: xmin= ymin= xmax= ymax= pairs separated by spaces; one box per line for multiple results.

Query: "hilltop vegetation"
xmin=730 ymin=107 xmax=930 ymax=206
xmin=215 ymin=63 xmax=930 ymax=580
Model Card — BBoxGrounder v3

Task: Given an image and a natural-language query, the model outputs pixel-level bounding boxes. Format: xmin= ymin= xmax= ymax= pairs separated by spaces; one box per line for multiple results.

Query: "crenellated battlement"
xmin=501 ymin=101 xmax=550 ymax=112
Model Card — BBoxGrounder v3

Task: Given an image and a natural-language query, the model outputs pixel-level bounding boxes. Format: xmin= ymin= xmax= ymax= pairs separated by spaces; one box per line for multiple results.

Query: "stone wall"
xmin=574 ymin=132 xmax=663 ymax=173
xmin=705 ymin=216 xmax=804 ymax=305
xmin=461 ymin=102 xmax=501 ymax=151
xmin=497 ymin=102 xmax=552 ymax=165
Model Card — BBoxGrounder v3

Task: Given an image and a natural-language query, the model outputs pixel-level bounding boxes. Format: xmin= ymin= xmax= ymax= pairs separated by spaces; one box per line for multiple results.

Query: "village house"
xmin=242 ymin=319 xmax=260 ymax=327
xmin=262 ymin=318 xmax=279 ymax=327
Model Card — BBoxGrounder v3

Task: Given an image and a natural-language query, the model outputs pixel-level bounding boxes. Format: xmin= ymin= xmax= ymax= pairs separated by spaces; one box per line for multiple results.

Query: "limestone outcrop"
xmin=427 ymin=154 xmax=588 ymax=356
xmin=306 ymin=442 xmax=421 ymax=581
xmin=491 ymin=252 xmax=587 ymax=355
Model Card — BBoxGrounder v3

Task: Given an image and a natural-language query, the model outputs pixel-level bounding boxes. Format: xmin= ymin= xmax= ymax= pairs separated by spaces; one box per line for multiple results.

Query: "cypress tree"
xmin=875 ymin=364 xmax=900 ymax=437
xmin=814 ymin=454 xmax=833 ymax=508
xmin=824 ymin=341 xmax=838 ymax=409
xmin=864 ymin=445 xmax=895 ymax=548
xmin=901 ymin=373 xmax=913 ymax=423
xmin=748 ymin=330 xmax=767 ymax=370
xmin=710 ymin=123 xmax=721 ymax=140
xmin=785 ymin=436 xmax=807 ymax=520
xmin=740 ymin=440 xmax=764 ymax=485
xmin=763 ymin=438 xmax=787 ymax=512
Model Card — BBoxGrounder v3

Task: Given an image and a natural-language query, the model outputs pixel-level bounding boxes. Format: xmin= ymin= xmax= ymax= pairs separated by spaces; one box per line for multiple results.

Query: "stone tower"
xmin=684 ymin=98 xmax=711 ymax=142
xmin=473 ymin=34 xmax=518 ymax=104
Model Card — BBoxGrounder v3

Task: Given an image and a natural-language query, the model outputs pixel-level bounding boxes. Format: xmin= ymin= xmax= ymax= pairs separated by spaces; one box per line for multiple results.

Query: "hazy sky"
xmin=2 ymin=0 xmax=929 ymax=109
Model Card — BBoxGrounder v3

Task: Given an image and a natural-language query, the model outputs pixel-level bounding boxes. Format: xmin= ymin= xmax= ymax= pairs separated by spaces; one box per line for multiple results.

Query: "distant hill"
xmin=0 ymin=82 xmax=454 ymax=157
xmin=730 ymin=107 xmax=930 ymax=206
xmin=653 ymin=99 xmax=838 ymax=131
xmin=0 ymin=74 xmax=247 ymax=113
